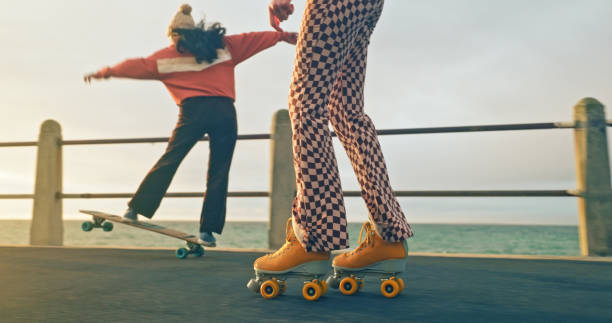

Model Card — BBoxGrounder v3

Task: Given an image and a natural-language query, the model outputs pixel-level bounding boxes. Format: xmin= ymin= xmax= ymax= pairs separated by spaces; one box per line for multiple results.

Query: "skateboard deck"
xmin=79 ymin=209 xmax=205 ymax=259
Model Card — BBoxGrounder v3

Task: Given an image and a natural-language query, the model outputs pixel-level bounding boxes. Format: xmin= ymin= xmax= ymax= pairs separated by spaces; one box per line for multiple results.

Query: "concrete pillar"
xmin=268 ymin=110 xmax=296 ymax=249
xmin=31 ymin=120 xmax=63 ymax=246
xmin=573 ymin=98 xmax=612 ymax=256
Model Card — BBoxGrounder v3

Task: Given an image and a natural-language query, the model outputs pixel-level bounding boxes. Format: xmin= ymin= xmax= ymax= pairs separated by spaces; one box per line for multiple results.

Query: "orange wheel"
xmin=260 ymin=279 xmax=280 ymax=299
xmin=318 ymin=279 xmax=328 ymax=295
xmin=339 ymin=277 xmax=359 ymax=296
xmin=302 ymin=281 xmax=322 ymax=301
xmin=380 ymin=279 xmax=400 ymax=298
xmin=396 ymin=277 xmax=405 ymax=292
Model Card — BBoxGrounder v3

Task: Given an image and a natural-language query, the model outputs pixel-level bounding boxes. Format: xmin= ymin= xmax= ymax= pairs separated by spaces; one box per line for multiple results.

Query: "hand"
xmin=281 ymin=32 xmax=298 ymax=45
xmin=83 ymin=71 xmax=108 ymax=84
xmin=269 ymin=0 xmax=294 ymax=32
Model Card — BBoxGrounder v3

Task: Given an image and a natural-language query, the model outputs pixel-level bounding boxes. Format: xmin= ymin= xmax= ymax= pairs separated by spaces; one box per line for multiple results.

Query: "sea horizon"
xmin=1 ymin=220 xmax=581 ymax=256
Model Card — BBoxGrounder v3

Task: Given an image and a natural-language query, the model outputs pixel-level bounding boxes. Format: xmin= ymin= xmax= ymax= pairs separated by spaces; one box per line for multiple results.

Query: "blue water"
xmin=1 ymin=221 xmax=580 ymax=256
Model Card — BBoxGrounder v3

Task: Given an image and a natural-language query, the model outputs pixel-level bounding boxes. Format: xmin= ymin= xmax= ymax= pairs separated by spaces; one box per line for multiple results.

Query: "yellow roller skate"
xmin=326 ymin=222 xmax=408 ymax=298
xmin=246 ymin=218 xmax=331 ymax=301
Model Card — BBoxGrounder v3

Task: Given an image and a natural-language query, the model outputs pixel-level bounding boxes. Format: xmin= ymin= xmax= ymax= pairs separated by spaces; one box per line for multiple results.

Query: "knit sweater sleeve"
xmin=96 ymin=53 xmax=161 ymax=80
xmin=224 ymin=31 xmax=286 ymax=65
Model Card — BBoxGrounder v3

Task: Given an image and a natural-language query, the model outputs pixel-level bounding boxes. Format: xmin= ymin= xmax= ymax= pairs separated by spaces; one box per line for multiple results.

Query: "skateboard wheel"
xmin=396 ymin=277 xmax=405 ymax=292
xmin=81 ymin=221 xmax=94 ymax=232
xmin=102 ymin=222 xmax=114 ymax=232
xmin=380 ymin=279 xmax=400 ymax=298
xmin=339 ymin=277 xmax=359 ymax=296
xmin=279 ymin=281 xmax=288 ymax=295
xmin=260 ymin=280 xmax=280 ymax=299
xmin=246 ymin=279 xmax=261 ymax=293
xmin=193 ymin=245 xmax=204 ymax=258
xmin=176 ymin=248 xmax=189 ymax=259
xmin=326 ymin=275 xmax=340 ymax=289
xmin=302 ymin=281 xmax=322 ymax=301
xmin=318 ymin=279 xmax=328 ymax=295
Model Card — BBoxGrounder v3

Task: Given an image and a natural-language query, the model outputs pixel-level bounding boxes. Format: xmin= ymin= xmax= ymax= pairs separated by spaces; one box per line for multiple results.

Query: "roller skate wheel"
xmin=339 ymin=277 xmax=359 ymax=296
xmin=246 ymin=279 xmax=260 ymax=293
xmin=260 ymin=280 xmax=280 ymax=299
xmin=380 ymin=279 xmax=400 ymax=298
xmin=279 ymin=281 xmax=288 ymax=295
xmin=302 ymin=281 xmax=322 ymax=301
xmin=326 ymin=275 xmax=340 ymax=289
xmin=396 ymin=277 xmax=405 ymax=292
xmin=318 ymin=279 xmax=328 ymax=295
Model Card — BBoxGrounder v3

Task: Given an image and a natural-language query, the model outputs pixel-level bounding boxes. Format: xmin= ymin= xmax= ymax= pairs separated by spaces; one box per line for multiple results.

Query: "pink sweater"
xmin=96 ymin=31 xmax=288 ymax=104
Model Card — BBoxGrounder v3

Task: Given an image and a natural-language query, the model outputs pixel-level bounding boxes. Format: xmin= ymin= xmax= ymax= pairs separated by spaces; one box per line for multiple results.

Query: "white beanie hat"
xmin=167 ymin=4 xmax=195 ymax=36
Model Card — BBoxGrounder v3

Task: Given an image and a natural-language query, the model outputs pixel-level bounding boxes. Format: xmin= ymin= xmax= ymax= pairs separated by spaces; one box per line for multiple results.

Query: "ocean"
xmin=0 ymin=221 xmax=580 ymax=256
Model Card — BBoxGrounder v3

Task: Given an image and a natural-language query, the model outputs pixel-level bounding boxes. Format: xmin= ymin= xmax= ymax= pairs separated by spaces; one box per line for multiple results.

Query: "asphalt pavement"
xmin=1 ymin=246 xmax=611 ymax=322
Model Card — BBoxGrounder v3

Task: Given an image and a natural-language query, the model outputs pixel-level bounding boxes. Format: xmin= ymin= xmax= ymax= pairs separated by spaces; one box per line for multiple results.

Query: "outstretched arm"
xmin=269 ymin=0 xmax=295 ymax=32
xmin=226 ymin=31 xmax=298 ymax=65
xmin=83 ymin=57 xmax=160 ymax=84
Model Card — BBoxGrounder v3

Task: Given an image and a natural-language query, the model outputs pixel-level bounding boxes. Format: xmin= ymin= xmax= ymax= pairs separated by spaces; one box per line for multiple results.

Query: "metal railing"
xmin=3 ymin=120 xmax=610 ymax=149
xmin=1 ymin=98 xmax=611 ymax=255
xmin=2 ymin=121 xmax=608 ymax=200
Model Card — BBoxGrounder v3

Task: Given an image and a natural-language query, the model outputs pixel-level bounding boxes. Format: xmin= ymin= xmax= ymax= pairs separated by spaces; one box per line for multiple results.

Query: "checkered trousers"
xmin=288 ymin=0 xmax=414 ymax=252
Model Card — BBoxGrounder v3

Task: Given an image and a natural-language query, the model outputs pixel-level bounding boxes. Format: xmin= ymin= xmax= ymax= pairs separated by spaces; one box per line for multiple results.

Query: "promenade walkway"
xmin=1 ymin=246 xmax=611 ymax=322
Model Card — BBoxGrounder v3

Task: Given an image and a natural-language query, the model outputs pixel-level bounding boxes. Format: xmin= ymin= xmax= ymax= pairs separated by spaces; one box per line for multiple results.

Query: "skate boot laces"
xmin=268 ymin=218 xmax=297 ymax=258
xmin=349 ymin=222 xmax=376 ymax=256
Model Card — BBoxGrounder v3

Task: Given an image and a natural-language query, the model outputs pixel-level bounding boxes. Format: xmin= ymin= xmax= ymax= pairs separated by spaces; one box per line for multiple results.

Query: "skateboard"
xmin=79 ymin=210 xmax=205 ymax=259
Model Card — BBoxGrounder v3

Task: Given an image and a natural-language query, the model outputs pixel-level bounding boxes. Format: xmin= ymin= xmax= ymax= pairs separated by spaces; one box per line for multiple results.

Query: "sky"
xmin=0 ymin=0 xmax=611 ymax=224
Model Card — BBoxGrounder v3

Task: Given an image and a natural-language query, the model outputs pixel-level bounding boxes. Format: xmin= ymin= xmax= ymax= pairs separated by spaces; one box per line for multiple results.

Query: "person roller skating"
xmin=248 ymin=0 xmax=414 ymax=300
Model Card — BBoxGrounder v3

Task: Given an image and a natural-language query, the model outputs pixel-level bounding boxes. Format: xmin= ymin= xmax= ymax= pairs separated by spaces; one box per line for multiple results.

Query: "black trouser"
xmin=128 ymin=96 xmax=237 ymax=234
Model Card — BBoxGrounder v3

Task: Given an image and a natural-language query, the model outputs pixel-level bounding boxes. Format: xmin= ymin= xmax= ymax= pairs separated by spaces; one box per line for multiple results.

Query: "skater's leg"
xmin=253 ymin=0 xmax=363 ymax=275
xmin=128 ymin=104 xmax=206 ymax=218
xmin=327 ymin=14 xmax=413 ymax=243
xmin=287 ymin=0 xmax=365 ymax=253
xmin=199 ymin=98 xmax=237 ymax=235
xmin=326 ymin=0 xmax=411 ymax=279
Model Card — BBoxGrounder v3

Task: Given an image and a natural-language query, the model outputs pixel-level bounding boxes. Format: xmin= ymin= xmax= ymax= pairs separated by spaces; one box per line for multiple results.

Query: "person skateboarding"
xmin=84 ymin=4 xmax=297 ymax=247
xmin=251 ymin=0 xmax=414 ymax=296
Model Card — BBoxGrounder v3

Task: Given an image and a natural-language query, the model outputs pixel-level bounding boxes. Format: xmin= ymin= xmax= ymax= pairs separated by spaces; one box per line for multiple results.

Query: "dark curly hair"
xmin=174 ymin=21 xmax=226 ymax=64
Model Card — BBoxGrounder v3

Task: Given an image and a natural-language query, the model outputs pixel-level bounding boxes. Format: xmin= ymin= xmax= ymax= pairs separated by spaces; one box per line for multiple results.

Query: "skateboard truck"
xmin=176 ymin=241 xmax=205 ymax=259
xmin=81 ymin=216 xmax=114 ymax=232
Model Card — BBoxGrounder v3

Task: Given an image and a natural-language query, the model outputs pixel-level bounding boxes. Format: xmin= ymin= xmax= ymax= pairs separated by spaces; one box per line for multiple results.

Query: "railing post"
xmin=268 ymin=110 xmax=295 ymax=249
xmin=30 ymin=120 xmax=63 ymax=246
xmin=573 ymin=98 xmax=612 ymax=256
